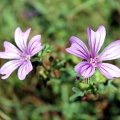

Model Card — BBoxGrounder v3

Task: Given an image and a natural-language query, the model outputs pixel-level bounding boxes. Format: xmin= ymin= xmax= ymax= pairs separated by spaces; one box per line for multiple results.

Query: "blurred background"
xmin=0 ymin=0 xmax=120 ymax=120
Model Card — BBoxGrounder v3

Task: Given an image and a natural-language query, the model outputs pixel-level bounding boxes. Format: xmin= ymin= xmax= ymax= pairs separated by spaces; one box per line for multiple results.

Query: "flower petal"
xmin=98 ymin=40 xmax=120 ymax=61
xmin=88 ymin=26 xmax=106 ymax=58
xmin=0 ymin=41 xmax=22 ymax=59
xmin=0 ymin=60 xmax=22 ymax=79
xmin=28 ymin=35 xmax=43 ymax=56
xmin=15 ymin=27 xmax=31 ymax=52
xmin=18 ymin=60 xmax=33 ymax=80
xmin=97 ymin=63 xmax=120 ymax=79
xmin=66 ymin=36 xmax=90 ymax=60
xmin=75 ymin=61 xmax=95 ymax=78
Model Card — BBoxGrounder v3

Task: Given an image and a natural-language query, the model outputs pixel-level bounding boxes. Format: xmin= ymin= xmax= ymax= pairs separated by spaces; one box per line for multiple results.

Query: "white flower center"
xmin=20 ymin=53 xmax=30 ymax=61
xmin=89 ymin=58 xmax=98 ymax=66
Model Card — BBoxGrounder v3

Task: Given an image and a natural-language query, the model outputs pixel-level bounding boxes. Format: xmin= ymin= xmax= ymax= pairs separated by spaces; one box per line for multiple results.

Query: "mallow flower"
xmin=66 ymin=26 xmax=120 ymax=79
xmin=0 ymin=27 xmax=43 ymax=80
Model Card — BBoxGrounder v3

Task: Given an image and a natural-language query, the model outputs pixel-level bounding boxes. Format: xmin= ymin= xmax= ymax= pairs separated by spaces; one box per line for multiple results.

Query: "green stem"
xmin=87 ymin=78 xmax=90 ymax=84
xmin=42 ymin=64 xmax=52 ymax=79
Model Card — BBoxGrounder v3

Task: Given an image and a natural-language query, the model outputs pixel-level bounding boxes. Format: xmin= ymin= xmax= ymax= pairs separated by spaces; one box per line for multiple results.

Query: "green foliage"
xmin=0 ymin=0 xmax=120 ymax=120
xmin=70 ymin=87 xmax=84 ymax=101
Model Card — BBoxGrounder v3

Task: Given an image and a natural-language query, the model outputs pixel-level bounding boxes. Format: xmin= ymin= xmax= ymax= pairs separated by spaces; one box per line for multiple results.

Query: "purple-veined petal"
xmin=27 ymin=35 xmax=43 ymax=56
xmin=88 ymin=26 xmax=106 ymax=58
xmin=66 ymin=36 xmax=90 ymax=60
xmin=75 ymin=61 xmax=95 ymax=78
xmin=97 ymin=63 xmax=120 ymax=79
xmin=98 ymin=40 xmax=120 ymax=61
xmin=15 ymin=27 xmax=31 ymax=53
xmin=0 ymin=60 xmax=22 ymax=79
xmin=0 ymin=41 xmax=22 ymax=59
xmin=18 ymin=60 xmax=33 ymax=80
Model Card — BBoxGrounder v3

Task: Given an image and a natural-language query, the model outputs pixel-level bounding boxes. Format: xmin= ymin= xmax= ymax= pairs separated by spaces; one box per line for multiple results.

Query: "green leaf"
xmin=107 ymin=79 xmax=117 ymax=90
xmin=70 ymin=87 xmax=84 ymax=101
xmin=72 ymin=87 xmax=81 ymax=93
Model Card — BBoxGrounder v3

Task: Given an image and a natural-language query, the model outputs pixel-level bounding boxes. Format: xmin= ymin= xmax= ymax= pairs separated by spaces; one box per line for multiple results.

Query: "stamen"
xmin=89 ymin=58 xmax=98 ymax=66
xmin=20 ymin=53 xmax=30 ymax=61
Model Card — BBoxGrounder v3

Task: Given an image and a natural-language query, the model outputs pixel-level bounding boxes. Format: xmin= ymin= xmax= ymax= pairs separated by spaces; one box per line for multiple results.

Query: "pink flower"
xmin=66 ymin=26 xmax=120 ymax=79
xmin=0 ymin=27 xmax=43 ymax=80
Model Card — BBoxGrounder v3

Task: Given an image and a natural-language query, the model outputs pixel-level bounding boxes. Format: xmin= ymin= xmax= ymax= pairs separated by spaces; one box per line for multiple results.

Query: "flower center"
xmin=20 ymin=53 xmax=30 ymax=61
xmin=89 ymin=58 xmax=98 ymax=66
